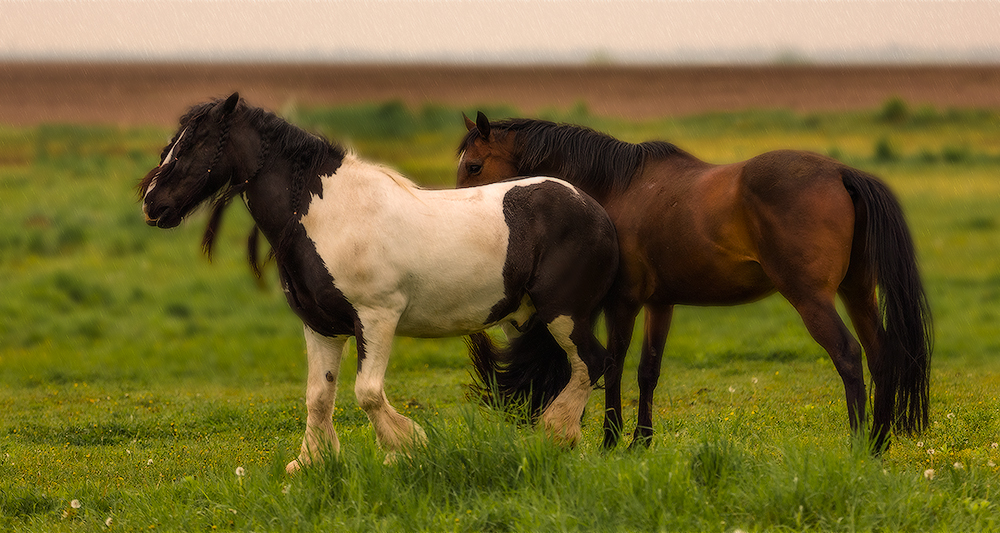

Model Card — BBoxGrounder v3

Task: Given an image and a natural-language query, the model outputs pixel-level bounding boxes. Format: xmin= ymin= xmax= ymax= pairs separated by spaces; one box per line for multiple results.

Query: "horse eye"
xmin=467 ymin=163 xmax=483 ymax=175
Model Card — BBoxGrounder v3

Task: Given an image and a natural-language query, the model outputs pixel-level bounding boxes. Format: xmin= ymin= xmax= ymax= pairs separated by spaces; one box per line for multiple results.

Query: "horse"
xmin=457 ymin=112 xmax=932 ymax=452
xmin=139 ymin=94 xmax=619 ymax=471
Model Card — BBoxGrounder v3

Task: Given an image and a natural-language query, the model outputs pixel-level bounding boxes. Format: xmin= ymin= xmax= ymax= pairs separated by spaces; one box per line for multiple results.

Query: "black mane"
xmin=458 ymin=118 xmax=681 ymax=195
xmin=194 ymin=97 xmax=345 ymax=277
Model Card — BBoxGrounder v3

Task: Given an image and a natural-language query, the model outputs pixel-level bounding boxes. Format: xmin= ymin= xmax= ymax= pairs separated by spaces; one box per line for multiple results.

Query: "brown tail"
xmin=842 ymin=169 xmax=933 ymax=444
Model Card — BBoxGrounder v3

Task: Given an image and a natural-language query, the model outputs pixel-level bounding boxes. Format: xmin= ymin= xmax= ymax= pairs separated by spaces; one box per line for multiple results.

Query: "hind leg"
xmin=287 ymin=327 xmax=349 ymax=473
xmin=752 ymin=175 xmax=863 ymax=440
xmin=540 ymin=315 xmax=605 ymax=446
xmin=632 ymin=305 xmax=674 ymax=448
xmin=840 ymin=278 xmax=890 ymax=451
xmin=776 ymin=286 xmax=867 ymax=439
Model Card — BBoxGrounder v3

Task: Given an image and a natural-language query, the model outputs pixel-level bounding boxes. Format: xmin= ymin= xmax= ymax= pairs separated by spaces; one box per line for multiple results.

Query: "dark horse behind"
xmin=457 ymin=112 xmax=932 ymax=452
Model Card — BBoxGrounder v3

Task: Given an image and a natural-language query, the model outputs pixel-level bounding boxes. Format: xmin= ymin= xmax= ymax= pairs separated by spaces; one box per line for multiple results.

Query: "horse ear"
xmin=463 ymin=112 xmax=476 ymax=132
xmin=475 ymin=111 xmax=491 ymax=139
xmin=222 ymin=92 xmax=240 ymax=116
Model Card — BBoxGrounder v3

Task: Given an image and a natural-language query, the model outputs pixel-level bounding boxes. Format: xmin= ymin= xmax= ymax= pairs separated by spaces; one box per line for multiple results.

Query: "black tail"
xmin=842 ymin=169 xmax=933 ymax=440
xmin=466 ymin=320 xmax=570 ymax=422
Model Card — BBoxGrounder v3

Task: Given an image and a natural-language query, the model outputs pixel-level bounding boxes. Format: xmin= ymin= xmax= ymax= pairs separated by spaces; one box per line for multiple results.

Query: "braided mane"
xmin=191 ymin=98 xmax=345 ymax=279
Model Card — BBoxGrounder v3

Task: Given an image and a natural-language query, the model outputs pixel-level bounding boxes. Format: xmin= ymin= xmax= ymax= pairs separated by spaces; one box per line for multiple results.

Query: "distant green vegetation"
xmin=1 ymin=99 xmax=999 ymax=531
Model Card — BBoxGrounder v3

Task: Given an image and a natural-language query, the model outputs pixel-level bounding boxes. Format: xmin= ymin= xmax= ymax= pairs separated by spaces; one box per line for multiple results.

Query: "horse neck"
xmin=241 ymin=135 xmax=337 ymax=243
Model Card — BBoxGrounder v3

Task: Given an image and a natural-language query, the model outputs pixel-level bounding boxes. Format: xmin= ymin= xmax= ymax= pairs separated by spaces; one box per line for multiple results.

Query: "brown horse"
xmin=457 ymin=112 xmax=932 ymax=452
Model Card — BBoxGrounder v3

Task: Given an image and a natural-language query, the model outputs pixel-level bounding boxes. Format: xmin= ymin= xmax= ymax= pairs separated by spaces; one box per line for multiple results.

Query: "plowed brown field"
xmin=3 ymin=62 xmax=1000 ymax=126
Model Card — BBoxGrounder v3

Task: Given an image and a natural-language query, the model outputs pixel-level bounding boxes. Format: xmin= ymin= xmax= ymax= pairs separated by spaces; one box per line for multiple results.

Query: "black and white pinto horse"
xmin=139 ymin=94 xmax=619 ymax=471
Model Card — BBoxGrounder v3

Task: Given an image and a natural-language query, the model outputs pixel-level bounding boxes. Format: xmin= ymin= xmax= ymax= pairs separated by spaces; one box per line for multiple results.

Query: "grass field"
xmin=1 ymin=99 xmax=999 ymax=531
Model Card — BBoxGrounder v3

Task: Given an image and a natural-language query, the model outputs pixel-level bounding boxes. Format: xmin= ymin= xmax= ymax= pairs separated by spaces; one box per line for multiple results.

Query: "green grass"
xmin=2 ymin=100 xmax=999 ymax=531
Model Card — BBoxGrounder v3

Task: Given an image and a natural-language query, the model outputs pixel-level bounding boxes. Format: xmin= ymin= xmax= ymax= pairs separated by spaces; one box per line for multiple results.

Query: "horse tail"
xmin=467 ymin=320 xmax=571 ymax=422
xmin=841 ymin=168 xmax=933 ymax=439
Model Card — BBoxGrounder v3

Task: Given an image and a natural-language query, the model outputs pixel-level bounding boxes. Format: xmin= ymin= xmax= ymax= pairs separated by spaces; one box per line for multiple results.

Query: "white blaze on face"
xmin=145 ymin=127 xmax=186 ymax=199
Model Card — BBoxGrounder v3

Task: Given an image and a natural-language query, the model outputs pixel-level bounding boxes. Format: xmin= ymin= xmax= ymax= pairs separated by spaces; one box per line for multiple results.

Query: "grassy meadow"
xmin=1 ymin=97 xmax=999 ymax=531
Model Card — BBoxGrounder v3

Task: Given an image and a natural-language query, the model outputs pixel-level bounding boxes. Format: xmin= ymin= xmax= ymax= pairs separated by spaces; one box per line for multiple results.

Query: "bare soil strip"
xmin=3 ymin=62 xmax=1000 ymax=126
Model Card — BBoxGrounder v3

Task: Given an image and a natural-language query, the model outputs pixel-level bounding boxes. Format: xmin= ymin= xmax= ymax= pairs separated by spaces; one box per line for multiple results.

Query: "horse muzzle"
xmin=142 ymin=201 xmax=181 ymax=228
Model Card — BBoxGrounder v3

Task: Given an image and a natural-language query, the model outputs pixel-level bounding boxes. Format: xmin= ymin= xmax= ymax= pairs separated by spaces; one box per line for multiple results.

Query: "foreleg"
xmin=286 ymin=327 xmax=348 ymax=473
xmin=353 ymin=308 xmax=426 ymax=459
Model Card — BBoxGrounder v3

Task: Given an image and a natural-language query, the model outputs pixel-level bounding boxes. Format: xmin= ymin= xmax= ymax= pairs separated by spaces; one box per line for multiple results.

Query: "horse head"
xmin=456 ymin=111 xmax=522 ymax=188
xmin=140 ymin=92 xmax=242 ymax=228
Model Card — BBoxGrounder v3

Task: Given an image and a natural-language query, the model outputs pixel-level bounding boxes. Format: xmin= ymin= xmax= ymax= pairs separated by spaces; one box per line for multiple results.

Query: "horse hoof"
xmin=285 ymin=458 xmax=305 ymax=474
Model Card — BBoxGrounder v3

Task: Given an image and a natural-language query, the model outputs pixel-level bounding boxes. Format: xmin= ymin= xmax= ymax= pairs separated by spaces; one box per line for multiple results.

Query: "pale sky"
xmin=3 ymin=1 xmax=1000 ymax=63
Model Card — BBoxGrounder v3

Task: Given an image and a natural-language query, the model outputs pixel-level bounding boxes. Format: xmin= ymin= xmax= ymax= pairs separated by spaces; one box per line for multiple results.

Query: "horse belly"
xmin=394 ymin=273 xmax=509 ymax=337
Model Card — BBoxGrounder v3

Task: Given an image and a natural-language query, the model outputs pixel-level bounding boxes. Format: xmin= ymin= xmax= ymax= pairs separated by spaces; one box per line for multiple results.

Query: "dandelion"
xmin=147 ymin=458 xmax=153 ymax=465
xmin=70 ymin=499 xmax=81 ymax=509
xmin=235 ymin=466 xmax=245 ymax=477
xmin=954 ymin=462 xmax=964 ymax=470
xmin=924 ymin=469 xmax=935 ymax=480
xmin=988 ymin=460 xmax=996 ymax=468
xmin=946 ymin=412 xmax=955 ymax=419
xmin=751 ymin=377 xmax=758 ymax=384
xmin=992 ymin=442 xmax=998 ymax=449
xmin=106 ymin=517 xmax=113 ymax=527
xmin=916 ymin=441 xmax=924 ymax=448
xmin=728 ymin=386 xmax=736 ymax=394
xmin=928 ymin=448 xmax=935 ymax=456
xmin=281 ymin=484 xmax=291 ymax=494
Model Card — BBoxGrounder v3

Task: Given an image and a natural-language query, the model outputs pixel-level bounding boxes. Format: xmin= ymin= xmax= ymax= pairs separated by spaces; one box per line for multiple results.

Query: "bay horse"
xmin=457 ymin=112 xmax=932 ymax=452
xmin=139 ymin=94 xmax=619 ymax=471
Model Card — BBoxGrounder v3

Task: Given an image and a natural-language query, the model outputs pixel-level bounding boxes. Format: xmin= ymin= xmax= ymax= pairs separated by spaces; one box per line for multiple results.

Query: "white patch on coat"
xmin=540 ymin=314 xmax=592 ymax=447
xmin=299 ymin=157 xmax=567 ymax=338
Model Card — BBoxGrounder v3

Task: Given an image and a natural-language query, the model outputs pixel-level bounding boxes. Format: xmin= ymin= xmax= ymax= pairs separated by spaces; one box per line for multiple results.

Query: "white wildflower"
xmin=70 ymin=499 xmax=81 ymax=509
xmin=235 ymin=466 xmax=245 ymax=477
xmin=105 ymin=517 xmax=113 ymax=527
xmin=954 ymin=462 xmax=964 ymax=470
xmin=924 ymin=469 xmax=935 ymax=480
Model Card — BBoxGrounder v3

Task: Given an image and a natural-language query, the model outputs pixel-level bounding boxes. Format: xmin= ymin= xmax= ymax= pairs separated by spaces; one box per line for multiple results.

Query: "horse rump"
xmin=466 ymin=320 xmax=571 ymax=424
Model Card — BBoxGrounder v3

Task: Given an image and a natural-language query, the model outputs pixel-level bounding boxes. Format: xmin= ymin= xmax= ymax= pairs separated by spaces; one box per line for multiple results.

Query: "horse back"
xmin=607 ymin=149 xmax=854 ymax=305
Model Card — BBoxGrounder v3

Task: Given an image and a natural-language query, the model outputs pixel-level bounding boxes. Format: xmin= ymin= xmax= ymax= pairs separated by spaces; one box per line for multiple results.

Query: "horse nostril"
xmin=144 ymin=201 xmax=167 ymax=222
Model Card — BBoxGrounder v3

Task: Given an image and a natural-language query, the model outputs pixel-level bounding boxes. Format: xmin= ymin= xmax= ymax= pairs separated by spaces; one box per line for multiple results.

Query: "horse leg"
xmin=602 ymin=300 xmax=641 ymax=448
xmin=839 ymin=277 xmax=889 ymax=451
xmin=286 ymin=327 xmax=348 ymax=473
xmin=632 ymin=304 xmax=674 ymax=448
xmin=540 ymin=315 xmax=603 ymax=447
xmin=353 ymin=308 xmax=426 ymax=460
xmin=784 ymin=292 xmax=867 ymax=438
